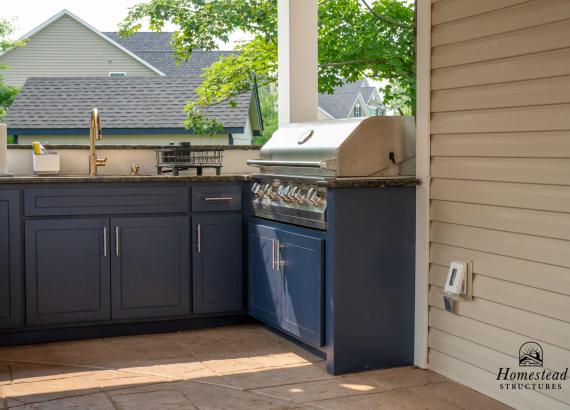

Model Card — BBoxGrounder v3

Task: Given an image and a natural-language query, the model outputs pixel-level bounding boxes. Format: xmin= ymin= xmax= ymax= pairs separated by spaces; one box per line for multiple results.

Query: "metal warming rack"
xmin=156 ymin=143 xmax=224 ymax=176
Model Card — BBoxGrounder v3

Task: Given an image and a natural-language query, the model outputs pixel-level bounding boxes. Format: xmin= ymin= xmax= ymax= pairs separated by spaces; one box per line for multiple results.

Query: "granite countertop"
xmin=0 ymin=174 xmax=420 ymax=186
xmin=0 ymin=174 xmax=252 ymax=184
xmin=318 ymin=176 xmax=421 ymax=188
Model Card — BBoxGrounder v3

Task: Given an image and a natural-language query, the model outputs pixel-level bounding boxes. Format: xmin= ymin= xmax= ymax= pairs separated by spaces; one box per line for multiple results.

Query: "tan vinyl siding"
xmin=0 ymin=14 xmax=157 ymax=87
xmin=428 ymin=1 xmax=570 ymax=408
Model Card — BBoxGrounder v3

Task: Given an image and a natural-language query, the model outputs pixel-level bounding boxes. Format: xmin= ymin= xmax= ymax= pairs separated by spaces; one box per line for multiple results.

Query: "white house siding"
xmin=428 ymin=0 xmax=570 ymax=409
xmin=16 ymin=134 xmax=229 ymax=146
xmin=0 ymin=14 xmax=157 ymax=87
xmin=232 ymin=116 xmax=254 ymax=145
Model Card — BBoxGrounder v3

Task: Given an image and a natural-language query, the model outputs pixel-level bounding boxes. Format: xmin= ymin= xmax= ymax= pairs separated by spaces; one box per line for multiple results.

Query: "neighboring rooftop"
xmin=318 ymin=91 xmax=362 ymax=119
xmin=318 ymin=79 xmax=385 ymax=119
xmin=104 ymin=32 xmax=237 ymax=76
xmin=7 ymin=76 xmax=253 ymax=132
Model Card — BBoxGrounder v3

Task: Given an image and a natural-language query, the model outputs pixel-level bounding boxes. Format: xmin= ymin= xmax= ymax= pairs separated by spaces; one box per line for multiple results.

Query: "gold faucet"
xmin=89 ymin=108 xmax=107 ymax=176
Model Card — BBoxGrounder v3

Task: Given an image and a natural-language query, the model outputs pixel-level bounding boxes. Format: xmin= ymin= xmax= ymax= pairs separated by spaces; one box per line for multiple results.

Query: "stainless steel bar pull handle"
xmin=115 ymin=227 xmax=120 ymax=256
xmin=103 ymin=227 xmax=108 ymax=257
xmin=272 ymin=239 xmax=276 ymax=270
xmin=276 ymin=240 xmax=281 ymax=268
xmin=204 ymin=197 xmax=232 ymax=202
xmin=197 ymin=224 xmax=201 ymax=253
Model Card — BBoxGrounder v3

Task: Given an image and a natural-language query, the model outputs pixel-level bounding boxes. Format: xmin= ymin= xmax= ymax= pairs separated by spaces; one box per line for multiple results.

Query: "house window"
xmin=369 ymin=105 xmax=378 ymax=116
xmin=378 ymin=109 xmax=386 ymax=116
xmin=109 ymin=72 xmax=127 ymax=77
xmin=353 ymin=104 xmax=362 ymax=118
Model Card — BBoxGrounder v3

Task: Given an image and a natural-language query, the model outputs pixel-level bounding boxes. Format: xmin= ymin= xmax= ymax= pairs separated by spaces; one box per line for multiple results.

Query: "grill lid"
xmin=248 ymin=116 xmax=415 ymax=178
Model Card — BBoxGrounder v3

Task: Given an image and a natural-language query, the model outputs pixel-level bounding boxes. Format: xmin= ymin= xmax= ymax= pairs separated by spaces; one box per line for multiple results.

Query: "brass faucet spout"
xmin=89 ymin=108 xmax=106 ymax=176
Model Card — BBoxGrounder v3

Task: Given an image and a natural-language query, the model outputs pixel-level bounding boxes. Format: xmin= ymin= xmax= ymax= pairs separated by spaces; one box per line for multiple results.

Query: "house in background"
xmin=0 ymin=10 xmax=262 ymax=145
xmin=6 ymin=76 xmax=260 ymax=145
xmin=317 ymin=78 xmax=388 ymax=120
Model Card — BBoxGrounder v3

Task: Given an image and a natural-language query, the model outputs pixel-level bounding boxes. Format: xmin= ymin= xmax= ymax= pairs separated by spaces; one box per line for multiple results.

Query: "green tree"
xmin=256 ymin=86 xmax=277 ymax=145
xmin=120 ymin=0 xmax=414 ymax=133
xmin=0 ymin=19 xmax=24 ymax=121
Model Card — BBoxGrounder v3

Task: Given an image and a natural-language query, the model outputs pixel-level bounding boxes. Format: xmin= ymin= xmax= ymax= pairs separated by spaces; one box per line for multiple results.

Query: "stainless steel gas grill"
xmin=247 ymin=116 xmax=415 ymax=229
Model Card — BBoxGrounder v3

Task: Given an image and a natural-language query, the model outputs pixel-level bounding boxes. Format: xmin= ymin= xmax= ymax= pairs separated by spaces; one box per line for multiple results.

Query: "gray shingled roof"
xmin=318 ymin=79 xmax=381 ymax=119
xmin=104 ymin=32 xmax=236 ymax=76
xmin=318 ymin=91 xmax=361 ymax=119
xmin=6 ymin=77 xmax=251 ymax=131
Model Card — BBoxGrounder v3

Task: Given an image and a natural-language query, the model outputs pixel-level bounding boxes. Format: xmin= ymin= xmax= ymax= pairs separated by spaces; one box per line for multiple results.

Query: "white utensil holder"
xmin=33 ymin=153 xmax=61 ymax=176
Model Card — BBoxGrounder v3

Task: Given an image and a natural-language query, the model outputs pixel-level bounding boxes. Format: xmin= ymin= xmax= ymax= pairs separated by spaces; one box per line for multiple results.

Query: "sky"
xmin=4 ymin=0 xmax=158 ymax=38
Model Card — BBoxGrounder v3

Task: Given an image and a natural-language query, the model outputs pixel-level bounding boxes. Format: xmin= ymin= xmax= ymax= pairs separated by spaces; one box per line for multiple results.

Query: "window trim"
xmin=353 ymin=104 xmax=362 ymax=118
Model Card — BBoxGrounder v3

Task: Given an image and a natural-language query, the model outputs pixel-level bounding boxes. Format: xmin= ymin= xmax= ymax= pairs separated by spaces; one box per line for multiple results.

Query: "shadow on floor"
xmin=0 ymin=324 xmax=511 ymax=409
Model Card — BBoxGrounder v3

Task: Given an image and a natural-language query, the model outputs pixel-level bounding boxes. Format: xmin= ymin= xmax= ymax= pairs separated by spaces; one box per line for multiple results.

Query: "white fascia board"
xmin=317 ymin=106 xmax=335 ymax=119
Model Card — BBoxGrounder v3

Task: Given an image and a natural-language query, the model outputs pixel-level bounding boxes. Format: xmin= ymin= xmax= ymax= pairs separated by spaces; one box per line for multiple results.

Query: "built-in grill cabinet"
xmin=247 ymin=117 xmax=418 ymax=375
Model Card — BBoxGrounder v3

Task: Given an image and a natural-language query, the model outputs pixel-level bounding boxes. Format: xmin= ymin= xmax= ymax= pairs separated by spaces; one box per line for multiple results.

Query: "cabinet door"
xmin=25 ymin=219 xmax=110 ymax=326
xmin=278 ymin=230 xmax=324 ymax=347
xmin=0 ymin=191 xmax=21 ymax=329
xmin=192 ymin=214 xmax=242 ymax=314
xmin=248 ymin=224 xmax=281 ymax=327
xmin=111 ymin=216 xmax=190 ymax=320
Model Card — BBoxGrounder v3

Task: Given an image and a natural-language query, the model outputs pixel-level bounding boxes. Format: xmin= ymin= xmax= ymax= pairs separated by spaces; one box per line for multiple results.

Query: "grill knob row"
xmin=252 ymin=182 xmax=324 ymax=207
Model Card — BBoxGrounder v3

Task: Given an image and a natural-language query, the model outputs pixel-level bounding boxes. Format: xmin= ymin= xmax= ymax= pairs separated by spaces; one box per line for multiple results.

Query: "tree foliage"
xmin=0 ymin=19 xmax=24 ymax=120
xmin=120 ymin=0 xmax=415 ymax=133
xmin=256 ymin=85 xmax=277 ymax=144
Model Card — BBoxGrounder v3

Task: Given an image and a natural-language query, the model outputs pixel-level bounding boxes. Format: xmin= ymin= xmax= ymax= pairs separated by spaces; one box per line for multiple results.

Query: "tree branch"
xmin=193 ymin=78 xmax=276 ymax=109
xmin=360 ymin=0 xmax=412 ymax=29
xmin=319 ymin=59 xmax=389 ymax=67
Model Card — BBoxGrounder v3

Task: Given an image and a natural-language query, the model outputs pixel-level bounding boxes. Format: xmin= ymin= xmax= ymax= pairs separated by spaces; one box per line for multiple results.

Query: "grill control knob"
xmin=309 ymin=190 xmax=323 ymax=206
xmin=294 ymin=188 xmax=306 ymax=203
xmin=289 ymin=186 xmax=300 ymax=201
xmin=276 ymin=185 xmax=286 ymax=200
xmin=251 ymin=183 xmax=264 ymax=197
xmin=263 ymin=184 xmax=276 ymax=200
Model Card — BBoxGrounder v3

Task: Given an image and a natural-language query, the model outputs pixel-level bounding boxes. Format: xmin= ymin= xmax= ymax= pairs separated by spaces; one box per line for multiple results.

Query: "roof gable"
xmin=1 ymin=10 xmax=164 ymax=76
xmin=317 ymin=79 xmax=384 ymax=119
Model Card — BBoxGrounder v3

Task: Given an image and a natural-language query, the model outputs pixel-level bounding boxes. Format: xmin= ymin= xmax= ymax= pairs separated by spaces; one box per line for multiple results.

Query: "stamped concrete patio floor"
xmin=0 ymin=324 xmax=510 ymax=409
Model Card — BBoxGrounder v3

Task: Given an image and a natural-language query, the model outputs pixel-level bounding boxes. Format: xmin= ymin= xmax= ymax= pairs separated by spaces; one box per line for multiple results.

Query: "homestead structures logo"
xmin=519 ymin=342 xmax=543 ymax=367
xmin=497 ymin=342 xmax=568 ymax=391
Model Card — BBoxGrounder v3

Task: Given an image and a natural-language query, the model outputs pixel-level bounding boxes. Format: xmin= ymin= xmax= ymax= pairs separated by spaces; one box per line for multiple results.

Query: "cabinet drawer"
xmin=24 ymin=186 xmax=189 ymax=216
xmin=192 ymin=185 xmax=241 ymax=212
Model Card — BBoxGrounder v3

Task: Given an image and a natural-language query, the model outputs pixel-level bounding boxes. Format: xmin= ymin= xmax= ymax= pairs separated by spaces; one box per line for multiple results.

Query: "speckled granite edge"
xmin=0 ymin=175 xmax=420 ymax=186
xmin=318 ymin=177 xmax=421 ymax=188
xmin=7 ymin=144 xmax=262 ymax=151
xmin=0 ymin=174 xmax=252 ymax=184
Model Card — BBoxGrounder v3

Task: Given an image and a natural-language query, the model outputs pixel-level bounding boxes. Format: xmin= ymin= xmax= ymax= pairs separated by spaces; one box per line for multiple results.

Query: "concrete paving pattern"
xmin=0 ymin=325 xmax=511 ymax=409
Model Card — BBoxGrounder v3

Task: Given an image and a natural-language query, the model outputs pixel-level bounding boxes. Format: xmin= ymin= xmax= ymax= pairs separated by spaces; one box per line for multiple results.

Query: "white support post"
xmin=277 ymin=0 xmax=318 ymax=126
xmin=414 ymin=0 xmax=431 ymax=369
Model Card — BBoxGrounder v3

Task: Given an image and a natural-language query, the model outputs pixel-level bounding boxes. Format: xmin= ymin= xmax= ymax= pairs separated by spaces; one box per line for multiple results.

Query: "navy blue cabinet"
xmin=248 ymin=222 xmax=324 ymax=347
xmin=279 ymin=230 xmax=324 ymax=347
xmin=192 ymin=214 xmax=242 ymax=314
xmin=25 ymin=219 xmax=111 ymax=326
xmin=111 ymin=216 xmax=190 ymax=320
xmin=0 ymin=191 xmax=21 ymax=329
xmin=248 ymin=224 xmax=281 ymax=327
